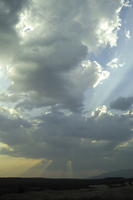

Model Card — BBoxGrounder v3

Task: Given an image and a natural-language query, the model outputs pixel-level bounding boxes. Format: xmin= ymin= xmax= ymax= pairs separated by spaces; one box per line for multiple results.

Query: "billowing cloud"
xmin=8 ymin=60 xmax=109 ymax=111
xmin=110 ymin=96 xmax=133 ymax=111
xmin=0 ymin=0 xmax=28 ymax=63
xmin=0 ymin=106 xmax=132 ymax=177
xmin=5 ymin=0 xmax=124 ymax=111
xmin=0 ymin=0 xmax=131 ymax=177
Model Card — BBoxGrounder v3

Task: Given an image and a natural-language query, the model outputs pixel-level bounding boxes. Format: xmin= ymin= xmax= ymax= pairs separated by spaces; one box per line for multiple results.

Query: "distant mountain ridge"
xmin=90 ymin=169 xmax=133 ymax=179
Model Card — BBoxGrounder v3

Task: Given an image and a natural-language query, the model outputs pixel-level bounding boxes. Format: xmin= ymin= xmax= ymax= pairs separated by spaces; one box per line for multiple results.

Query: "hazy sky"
xmin=0 ymin=0 xmax=133 ymax=178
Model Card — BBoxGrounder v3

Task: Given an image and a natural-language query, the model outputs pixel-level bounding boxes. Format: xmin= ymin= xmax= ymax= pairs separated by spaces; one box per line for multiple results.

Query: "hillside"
xmin=91 ymin=169 xmax=133 ymax=179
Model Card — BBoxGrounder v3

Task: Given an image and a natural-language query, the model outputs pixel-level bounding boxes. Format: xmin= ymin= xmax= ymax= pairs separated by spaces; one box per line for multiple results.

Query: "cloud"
xmin=0 ymin=106 xmax=32 ymax=146
xmin=5 ymin=0 xmax=123 ymax=111
xmin=125 ymin=30 xmax=131 ymax=39
xmin=0 ymin=0 xmax=28 ymax=63
xmin=0 ymin=0 xmax=131 ymax=177
xmin=107 ymin=58 xmax=125 ymax=69
xmin=9 ymin=60 xmax=109 ymax=111
xmin=110 ymin=96 xmax=133 ymax=110
xmin=0 ymin=106 xmax=132 ymax=177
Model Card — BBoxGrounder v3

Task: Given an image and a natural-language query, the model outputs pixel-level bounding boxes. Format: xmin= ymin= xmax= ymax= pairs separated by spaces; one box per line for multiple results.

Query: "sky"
xmin=0 ymin=0 xmax=133 ymax=178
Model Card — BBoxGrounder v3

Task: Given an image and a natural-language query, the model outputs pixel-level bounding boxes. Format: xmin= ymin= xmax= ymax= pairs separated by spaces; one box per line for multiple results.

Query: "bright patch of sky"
xmin=0 ymin=65 xmax=10 ymax=91
xmin=85 ymin=1 xmax=133 ymax=110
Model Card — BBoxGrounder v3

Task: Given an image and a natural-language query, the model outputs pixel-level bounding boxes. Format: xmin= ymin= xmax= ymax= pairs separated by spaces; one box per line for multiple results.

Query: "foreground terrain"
xmin=0 ymin=178 xmax=132 ymax=199
xmin=1 ymin=185 xmax=133 ymax=200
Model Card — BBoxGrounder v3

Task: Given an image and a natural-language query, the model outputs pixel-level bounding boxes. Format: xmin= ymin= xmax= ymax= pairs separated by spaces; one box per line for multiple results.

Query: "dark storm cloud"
xmin=33 ymin=110 xmax=132 ymax=143
xmin=10 ymin=59 xmax=103 ymax=111
xmin=0 ymin=0 xmax=130 ymax=177
xmin=10 ymin=43 xmax=88 ymax=111
xmin=0 ymin=106 xmax=132 ymax=176
xmin=7 ymin=0 xmax=122 ymax=111
xmin=0 ymin=110 xmax=31 ymax=146
xmin=0 ymin=0 xmax=28 ymax=29
xmin=0 ymin=0 xmax=28 ymax=61
xmin=110 ymin=96 xmax=133 ymax=111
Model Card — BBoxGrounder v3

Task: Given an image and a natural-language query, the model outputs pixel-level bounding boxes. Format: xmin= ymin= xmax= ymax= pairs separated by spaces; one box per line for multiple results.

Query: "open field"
xmin=1 ymin=185 xmax=133 ymax=200
xmin=0 ymin=178 xmax=132 ymax=199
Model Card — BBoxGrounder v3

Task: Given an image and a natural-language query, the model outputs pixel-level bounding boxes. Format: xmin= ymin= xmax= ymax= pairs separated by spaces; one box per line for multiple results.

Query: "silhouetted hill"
xmin=91 ymin=169 xmax=133 ymax=179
